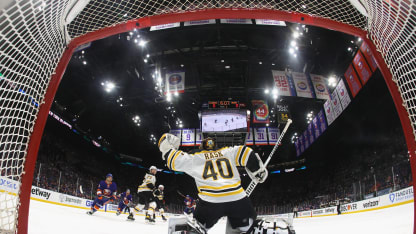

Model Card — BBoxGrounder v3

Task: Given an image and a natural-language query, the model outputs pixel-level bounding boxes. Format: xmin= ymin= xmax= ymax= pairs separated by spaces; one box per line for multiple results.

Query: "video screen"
xmin=201 ymin=109 xmax=247 ymax=132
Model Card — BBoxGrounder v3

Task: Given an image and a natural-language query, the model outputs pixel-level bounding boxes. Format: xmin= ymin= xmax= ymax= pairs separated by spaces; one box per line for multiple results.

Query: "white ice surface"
xmin=29 ymin=200 xmax=413 ymax=234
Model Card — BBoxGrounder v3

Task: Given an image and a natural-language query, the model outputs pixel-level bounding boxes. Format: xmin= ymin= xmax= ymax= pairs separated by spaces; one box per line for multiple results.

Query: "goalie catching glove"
xmin=158 ymin=133 xmax=180 ymax=160
xmin=245 ymin=153 xmax=268 ymax=184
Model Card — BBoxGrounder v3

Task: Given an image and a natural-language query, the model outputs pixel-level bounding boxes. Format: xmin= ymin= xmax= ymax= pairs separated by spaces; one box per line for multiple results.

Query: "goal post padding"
xmin=0 ymin=2 xmax=414 ymax=234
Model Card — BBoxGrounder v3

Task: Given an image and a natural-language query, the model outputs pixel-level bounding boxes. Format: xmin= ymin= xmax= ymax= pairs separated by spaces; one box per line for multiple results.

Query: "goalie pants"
xmin=194 ymin=196 xmax=256 ymax=230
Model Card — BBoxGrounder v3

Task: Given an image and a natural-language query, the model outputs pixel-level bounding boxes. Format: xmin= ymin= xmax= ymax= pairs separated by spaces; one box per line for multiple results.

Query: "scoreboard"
xmin=208 ymin=101 xmax=240 ymax=109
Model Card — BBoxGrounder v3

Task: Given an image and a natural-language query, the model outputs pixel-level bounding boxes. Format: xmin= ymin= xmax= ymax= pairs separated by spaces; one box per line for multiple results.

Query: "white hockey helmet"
xmin=158 ymin=185 xmax=164 ymax=190
xmin=149 ymin=166 xmax=158 ymax=174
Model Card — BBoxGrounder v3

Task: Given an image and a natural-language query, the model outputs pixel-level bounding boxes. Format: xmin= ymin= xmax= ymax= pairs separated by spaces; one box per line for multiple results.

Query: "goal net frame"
xmin=0 ymin=1 xmax=414 ymax=233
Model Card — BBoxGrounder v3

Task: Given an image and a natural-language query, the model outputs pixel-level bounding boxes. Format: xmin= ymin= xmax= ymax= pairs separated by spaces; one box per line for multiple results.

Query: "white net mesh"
xmin=0 ymin=0 xmax=69 ymax=232
xmin=0 ymin=0 xmax=415 ymax=233
xmin=366 ymin=0 xmax=416 ymax=139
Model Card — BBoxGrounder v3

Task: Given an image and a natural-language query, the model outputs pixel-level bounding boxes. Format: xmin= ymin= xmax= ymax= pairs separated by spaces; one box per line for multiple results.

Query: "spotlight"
xmin=174 ymin=92 xmax=179 ymax=96
xmin=293 ymin=32 xmax=300 ymax=38
xmin=264 ymin=89 xmax=270 ymax=94
xmin=82 ymin=61 xmax=87 ymax=65
xmin=146 ymin=54 xmax=150 ymax=58
xmin=138 ymin=40 xmax=146 ymax=47
xmin=291 ymin=41 xmax=297 ymax=47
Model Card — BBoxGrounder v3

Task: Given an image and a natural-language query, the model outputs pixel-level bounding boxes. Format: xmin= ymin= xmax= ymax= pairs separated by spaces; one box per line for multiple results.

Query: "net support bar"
xmin=17 ymin=8 xmax=416 ymax=234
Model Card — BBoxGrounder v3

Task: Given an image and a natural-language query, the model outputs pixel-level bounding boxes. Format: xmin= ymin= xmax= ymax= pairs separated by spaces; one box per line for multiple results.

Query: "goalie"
xmin=158 ymin=134 xmax=268 ymax=233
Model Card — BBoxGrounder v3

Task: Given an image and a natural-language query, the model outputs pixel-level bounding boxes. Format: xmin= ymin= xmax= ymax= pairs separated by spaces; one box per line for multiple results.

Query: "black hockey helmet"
xmin=200 ymin=137 xmax=216 ymax=150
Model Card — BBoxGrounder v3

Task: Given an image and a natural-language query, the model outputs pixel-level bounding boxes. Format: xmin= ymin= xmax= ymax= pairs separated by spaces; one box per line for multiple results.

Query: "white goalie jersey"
xmin=165 ymin=146 xmax=253 ymax=203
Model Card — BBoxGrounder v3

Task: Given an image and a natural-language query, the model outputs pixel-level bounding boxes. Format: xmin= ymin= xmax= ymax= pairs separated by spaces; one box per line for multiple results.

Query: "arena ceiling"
xmin=47 ymin=20 xmax=398 ymax=167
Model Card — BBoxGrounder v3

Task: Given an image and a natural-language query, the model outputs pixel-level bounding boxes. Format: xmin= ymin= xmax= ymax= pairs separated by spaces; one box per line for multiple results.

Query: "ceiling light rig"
xmin=150 ymin=134 xmax=157 ymax=145
xmin=291 ymin=132 xmax=299 ymax=144
xmin=306 ymin=111 xmax=314 ymax=124
xmin=328 ymin=76 xmax=338 ymax=87
xmin=132 ymin=115 xmax=141 ymax=126
xmin=101 ymin=81 xmax=115 ymax=93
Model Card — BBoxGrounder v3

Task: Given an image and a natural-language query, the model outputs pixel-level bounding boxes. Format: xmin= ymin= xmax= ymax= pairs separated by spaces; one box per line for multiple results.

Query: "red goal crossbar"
xmin=18 ymin=8 xmax=416 ymax=234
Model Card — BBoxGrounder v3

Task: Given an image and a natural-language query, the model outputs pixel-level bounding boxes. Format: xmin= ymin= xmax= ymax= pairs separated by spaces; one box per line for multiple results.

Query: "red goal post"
xmin=0 ymin=1 xmax=414 ymax=233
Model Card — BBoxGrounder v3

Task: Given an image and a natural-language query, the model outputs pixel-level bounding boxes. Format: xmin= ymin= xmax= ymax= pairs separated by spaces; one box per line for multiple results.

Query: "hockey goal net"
xmin=0 ymin=0 xmax=415 ymax=233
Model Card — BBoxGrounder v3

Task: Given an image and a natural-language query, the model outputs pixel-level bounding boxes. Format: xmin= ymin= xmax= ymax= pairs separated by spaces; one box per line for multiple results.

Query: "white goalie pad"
xmin=168 ymin=215 xmax=201 ymax=234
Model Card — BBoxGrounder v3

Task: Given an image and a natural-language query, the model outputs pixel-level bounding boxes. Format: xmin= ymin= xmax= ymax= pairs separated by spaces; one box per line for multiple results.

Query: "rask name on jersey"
xmin=203 ymin=151 xmax=224 ymax=160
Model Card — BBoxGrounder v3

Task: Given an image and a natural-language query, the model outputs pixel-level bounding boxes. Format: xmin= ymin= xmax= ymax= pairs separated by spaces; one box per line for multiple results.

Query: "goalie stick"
xmin=246 ymin=119 xmax=292 ymax=197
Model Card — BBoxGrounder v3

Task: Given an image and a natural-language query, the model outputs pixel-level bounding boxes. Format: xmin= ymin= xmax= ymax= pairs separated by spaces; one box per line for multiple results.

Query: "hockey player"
xmin=153 ymin=184 xmax=167 ymax=221
xmin=184 ymin=195 xmax=196 ymax=215
xmin=116 ymin=189 xmax=134 ymax=220
xmin=87 ymin=173 xmax=117 ymax=215
xmin=132 ymin=166 xmax=158 ymax=222
xmin=158 ymin=134 xmax=268 ymax=233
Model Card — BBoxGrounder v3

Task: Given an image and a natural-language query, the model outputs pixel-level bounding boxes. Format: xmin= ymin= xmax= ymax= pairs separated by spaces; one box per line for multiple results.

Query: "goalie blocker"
xmin=159 ymin=134 xmax=268 ymax=233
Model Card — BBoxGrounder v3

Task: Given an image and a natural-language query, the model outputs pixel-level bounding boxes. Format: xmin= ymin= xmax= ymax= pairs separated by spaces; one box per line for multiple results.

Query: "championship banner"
xmin=275 ymin=104 xmax=291 ymax=124
xmin=184 ymin=19 xmax=216 ymax=26
xmin=195 ymin=129 xmax=203 ymax=146
xmin=181 ymin=129 xmax=195 ymax=146
xmin=290 ymin=72 xmax=314 ymax=98
xmin=312 ymin=116 xmax=321 ymax=139
xmin=254 ymin=128 xmax=268 ymax=145
xmin=330 ymin=91 xmax=343 ymax=120
xmin=165 ymin=71 xmax=185 ymax=94
xmin=310 ymin=74 xmax=330 ymax=100
xmin=272 ymin=70 xmax=296 ymax=97
xmin=317 ymin=109 xmax=327 ymax=133
xmin=303 ymin=131 xmax=309 ymax=149
xmin=169 ymin=129 xmax=182 ymax=144
xmin=344 ymin=64 xmax=362 ymax=98
xmin=246 ymin=128 xmax=254 ymax=145
xmin=353 ymin=50 xmax=373 ymax=85
xmin=267 ymin=127 xmax=280 ymax=145
xmin=335 ymin=79 xmax=351 ymax=110
xmin=295 ymin=139 xmax=301 ymax=157
xmin=324 ymin=99 xmax=335 ymax=126
xmin=252 ymin=100 xmax=270 ymax=123
xmin=150 ymin=22 xmax=180 ymax=31
xmin=360 ymin=41 xmax=378 ymax=72
xmin=307 ymin=123 xmax=315 ymax=145
xmin=255 ymin=19 xmax=286 ymax=26
xmin=220 ymin=19 xmax=252 ymax=24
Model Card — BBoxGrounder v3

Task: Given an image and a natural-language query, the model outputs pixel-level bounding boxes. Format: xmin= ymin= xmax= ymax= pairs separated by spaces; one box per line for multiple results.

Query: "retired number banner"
xmin=195 ymin=129 xmax=203 ymax=146
xmin=181 ymin=129 xmax=195 ymax=146
xmin=272 ymin=70 xmax=296 ymax=97
xmin=268 ymin=128 xmax=280 ymax=145
xmin=254 ymin=128 xmax=268 ymax=145
xmin=246 ymin=128 xmax=254 ymax=145
xmin=252 ymin=100 xmax=270 ymax=123
xmin=169 ymin=129 xmax=182 ymax=144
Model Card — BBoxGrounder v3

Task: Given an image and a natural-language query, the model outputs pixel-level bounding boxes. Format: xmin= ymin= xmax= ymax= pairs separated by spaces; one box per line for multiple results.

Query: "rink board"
xmin=1 ymin=176 xmax=414 ymax=219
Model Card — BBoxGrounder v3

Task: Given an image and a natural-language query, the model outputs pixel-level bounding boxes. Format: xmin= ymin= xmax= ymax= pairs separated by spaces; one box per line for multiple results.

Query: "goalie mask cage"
xmin=0 ymin=0 xmax=415 ymax=233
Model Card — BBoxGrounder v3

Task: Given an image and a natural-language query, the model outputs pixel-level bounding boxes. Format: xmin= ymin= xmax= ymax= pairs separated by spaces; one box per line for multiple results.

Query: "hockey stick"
xmin=246 ymin=119 xmax=292 ymax=197
xmin=177 ymin=190 xmax=186 ymax=198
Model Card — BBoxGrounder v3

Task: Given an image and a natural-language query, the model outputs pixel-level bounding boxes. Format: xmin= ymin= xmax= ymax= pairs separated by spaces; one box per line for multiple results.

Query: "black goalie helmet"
xmin=200 ymin=137 xmax=216 ymax=150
